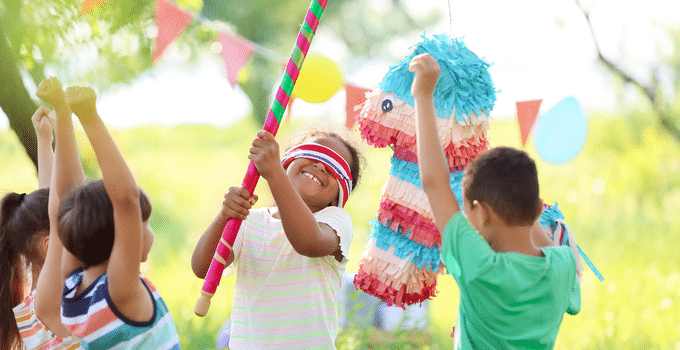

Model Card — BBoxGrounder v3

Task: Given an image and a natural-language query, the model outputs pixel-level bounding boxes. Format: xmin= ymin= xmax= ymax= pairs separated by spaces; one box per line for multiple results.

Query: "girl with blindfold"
xmin=192 ymin=126 xmax=363 ymax=349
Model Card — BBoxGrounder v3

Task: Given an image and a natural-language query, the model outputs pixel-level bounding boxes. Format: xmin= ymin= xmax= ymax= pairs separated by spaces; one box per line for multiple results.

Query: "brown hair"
xmin=463 ymin=147 xmax=541 ymax=226
xmin=0 ymin=189 xmax=50 ymax=350
xmin=283 ymin=124 xmax=364 ymax=191
xmin=58 ymin=180 xmax=152 ymax=269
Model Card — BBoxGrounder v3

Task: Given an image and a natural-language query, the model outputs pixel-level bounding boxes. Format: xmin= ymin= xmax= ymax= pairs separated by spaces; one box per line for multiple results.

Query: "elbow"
xmin=191 ymin=255 xmax=208 ymax=279
xmin=33 ymin=297 xmax=52 ymax=324
xmin=290 ymin=240 xmax=323 ymax=258
xmin=291 ymin=244 xmax=315 ymax=258
xmin=420 ymin=173 xmax=446 ymax=193
xmin=112 ymin=191 xmax=141 ymax=213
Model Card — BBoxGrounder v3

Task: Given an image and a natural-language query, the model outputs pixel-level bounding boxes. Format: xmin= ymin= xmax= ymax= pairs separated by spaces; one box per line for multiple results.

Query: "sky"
xmin=1 ymin=0 xmax=678 ymax=130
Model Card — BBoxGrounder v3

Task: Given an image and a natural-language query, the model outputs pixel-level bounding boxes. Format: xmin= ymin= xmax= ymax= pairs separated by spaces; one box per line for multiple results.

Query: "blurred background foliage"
xmin=0 ymin=0 xmax=439 ymax=168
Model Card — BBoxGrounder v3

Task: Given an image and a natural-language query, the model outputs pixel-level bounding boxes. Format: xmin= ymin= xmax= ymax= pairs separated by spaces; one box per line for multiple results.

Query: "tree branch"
xmin=575 ymin=0 xmax=680 ymax=143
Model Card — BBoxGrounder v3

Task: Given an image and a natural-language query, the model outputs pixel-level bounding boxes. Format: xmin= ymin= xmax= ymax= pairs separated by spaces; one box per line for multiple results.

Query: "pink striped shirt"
xmin=13 ymin=290 xmax=82 ymax=350
xmin=226 ymin=207 xmax=353 ymax=349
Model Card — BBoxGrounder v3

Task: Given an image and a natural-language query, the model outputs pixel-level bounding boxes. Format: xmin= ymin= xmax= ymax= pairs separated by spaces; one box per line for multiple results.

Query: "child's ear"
xmin=41 ymin=236 xmax=50 ymax=260
xmin=474 ymin=200 xmax=491 ymax=226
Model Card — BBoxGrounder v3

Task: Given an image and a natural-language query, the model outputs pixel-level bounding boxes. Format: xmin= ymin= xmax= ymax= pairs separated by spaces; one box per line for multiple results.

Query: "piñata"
xmin=353 ymin=34 xmax=497 ymax=307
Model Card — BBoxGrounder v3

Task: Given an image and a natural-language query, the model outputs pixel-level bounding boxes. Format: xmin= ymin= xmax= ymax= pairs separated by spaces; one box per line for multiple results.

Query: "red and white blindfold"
xmin=281 ymin=143 xmax=353 ymax=208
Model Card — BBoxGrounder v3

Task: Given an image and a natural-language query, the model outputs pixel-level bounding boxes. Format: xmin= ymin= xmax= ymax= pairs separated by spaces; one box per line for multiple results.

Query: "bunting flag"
xmin=218 ymin=31 xmax=254 ymax=87
xmin=345 ymin=83 xmax=371 ymax=128
xmin=515 ymin=99 xmax=542 ymax=147
xmin=80 ymin=0 xmax=110 ymax=15
xmin=152 ymin=0 xmax=194 ymax=64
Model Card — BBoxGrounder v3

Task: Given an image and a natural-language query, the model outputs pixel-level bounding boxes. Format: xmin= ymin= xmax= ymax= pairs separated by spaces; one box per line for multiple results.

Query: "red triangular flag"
xmin=516 ymin=99 xmax=542 ymax=147
xmin=152 ymin=0 xmax=193 ymax=64
xmin=345 ymin=83 xmax=371 ymax=128
xmin=80 ymin=0 xmax=109 ymax=15
xmin=218 ymin=31 xmax=254 ymax=87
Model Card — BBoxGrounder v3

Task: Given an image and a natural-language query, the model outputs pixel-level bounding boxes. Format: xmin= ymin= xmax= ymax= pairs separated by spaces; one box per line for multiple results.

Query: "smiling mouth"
xmin=302 ymin=171 xmax=322 ymax=186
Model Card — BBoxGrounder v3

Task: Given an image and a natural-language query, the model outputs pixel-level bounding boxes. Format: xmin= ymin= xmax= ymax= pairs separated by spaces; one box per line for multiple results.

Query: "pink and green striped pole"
xmin=195 ymin=0 xmax=328 ymax=317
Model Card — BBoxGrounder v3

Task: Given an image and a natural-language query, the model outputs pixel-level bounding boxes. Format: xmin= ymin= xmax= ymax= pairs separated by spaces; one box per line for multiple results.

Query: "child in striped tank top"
xmin=33 ymin=78 xmax=180 ymax=349
xmin=193 ymin=126 xmax=363 ymax=349
xmin=1 ymin=107 xmax=80 ymax=350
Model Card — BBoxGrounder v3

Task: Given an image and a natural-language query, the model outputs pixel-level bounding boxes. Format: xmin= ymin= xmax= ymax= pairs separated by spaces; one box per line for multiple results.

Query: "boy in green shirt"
xmin=409 ymin=53 xmax=581 ymax=349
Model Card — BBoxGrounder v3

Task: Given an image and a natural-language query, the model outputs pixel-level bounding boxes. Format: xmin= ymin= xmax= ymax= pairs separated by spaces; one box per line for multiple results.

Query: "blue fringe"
xmin=369 ymin=221 xmax=442 ymax=272
xmin=539 ymin=201 xmax=565 ymax=231
xmin=388 ymin=157 xmax=464 ymax=207
xmin=378 ymin=33 xmax=498 ymax=122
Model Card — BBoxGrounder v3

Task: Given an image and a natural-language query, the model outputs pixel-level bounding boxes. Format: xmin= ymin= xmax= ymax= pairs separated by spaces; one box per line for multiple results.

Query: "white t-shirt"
xmin=226 ymin=206 xmax=353 ymax=349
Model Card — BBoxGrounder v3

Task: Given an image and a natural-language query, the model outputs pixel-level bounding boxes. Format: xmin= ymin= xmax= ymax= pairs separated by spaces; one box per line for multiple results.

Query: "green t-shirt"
xmin=441 ymin=212 xmax=581 ymax=349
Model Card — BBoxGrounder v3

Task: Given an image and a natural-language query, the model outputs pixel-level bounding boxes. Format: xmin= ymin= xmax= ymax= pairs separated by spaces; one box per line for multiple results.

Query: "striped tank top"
xmin=62 ymin=269 xmax=180 ymax=350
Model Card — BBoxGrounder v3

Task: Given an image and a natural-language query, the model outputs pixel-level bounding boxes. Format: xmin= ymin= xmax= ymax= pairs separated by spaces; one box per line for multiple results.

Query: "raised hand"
xmin=65 ymin=86 xmax=98 ymax=122
xmin=36 ymin=77 xmax=67 ymax=108
xmin=409 ymin=53 xmax=440 ymax=101
xmin=31 ymin=106 xmax=54 ymax=140
xmin=248 ymin=130 xmax=283 ymax=180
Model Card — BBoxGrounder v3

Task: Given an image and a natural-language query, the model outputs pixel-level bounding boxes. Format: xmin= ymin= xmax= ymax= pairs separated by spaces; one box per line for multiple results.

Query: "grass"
xmin=2 ymin=113 xmax=679 ymax=349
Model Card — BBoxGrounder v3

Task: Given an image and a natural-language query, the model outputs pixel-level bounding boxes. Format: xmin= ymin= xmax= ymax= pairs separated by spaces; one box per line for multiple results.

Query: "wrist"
xmin=37 ymin=133 xmax=53 ymax=142
xmin=53 ymin=104 xmax=71 ymax=116
xmin=413 ymin=93 xmax=435 ymax=102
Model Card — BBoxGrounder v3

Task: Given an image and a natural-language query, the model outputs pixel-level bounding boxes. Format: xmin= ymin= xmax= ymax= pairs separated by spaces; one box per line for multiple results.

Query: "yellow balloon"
xmin=292 ymin=54 xmax=344 ymax=103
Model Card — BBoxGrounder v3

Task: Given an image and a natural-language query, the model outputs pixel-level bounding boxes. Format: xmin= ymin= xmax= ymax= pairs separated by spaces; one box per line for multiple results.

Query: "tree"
xmin=575 ymin=0 xmax=680 ymax=143
xmin=1 ymin=0 xmax=440 ymax=172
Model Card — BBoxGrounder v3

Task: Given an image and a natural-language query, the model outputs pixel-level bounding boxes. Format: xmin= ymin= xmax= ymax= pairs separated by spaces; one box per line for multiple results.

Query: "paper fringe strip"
xmin=539 ymin=202 xmax=604 ymax=282
xmin=354 ymin=239 xmax=443 ymax=308
xmin=354 ymin=34 xmax=496 ymax=307
xmin=378 ymin=34 xmax=497 ymax=122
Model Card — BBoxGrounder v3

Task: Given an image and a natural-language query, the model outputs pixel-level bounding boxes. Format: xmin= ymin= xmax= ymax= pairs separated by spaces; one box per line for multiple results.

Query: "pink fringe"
xmin=392 ymin=136 xmax=490 ymax=172
xmin=353 ymin=269 xmax=438 ymax=309
xmin=378 ymin=199 xmax=441 ymax=248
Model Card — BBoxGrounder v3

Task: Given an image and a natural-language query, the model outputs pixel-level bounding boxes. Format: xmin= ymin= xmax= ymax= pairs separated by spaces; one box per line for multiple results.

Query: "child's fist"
xmin=66 ymin=86 xmax=98 ymax=121
xmin=36 ymin=77 xmax=66 ymax=107
xmin=31 ymin=106 xmax=53 ymax=139
xmin=221 ymin=186 xmax=259 ymax=221
xmin=409 ymin=53 xmax=440 ymax=100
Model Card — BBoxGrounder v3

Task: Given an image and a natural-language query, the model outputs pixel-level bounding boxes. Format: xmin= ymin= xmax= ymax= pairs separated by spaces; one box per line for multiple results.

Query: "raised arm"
xmin=192 ymin=187 xmax=258 ymax=278
xmin=65 ymin=87 xmax=145 ymax=309
xmin=249 ymin=131 xmax=341 ymax=259
xmin=410 ymin=54 xmax=460 ymax=233
xmin=34 ymin=77 xmax=82 ymax=338
xmin=31 ymin=107 xmax=55 ymax=188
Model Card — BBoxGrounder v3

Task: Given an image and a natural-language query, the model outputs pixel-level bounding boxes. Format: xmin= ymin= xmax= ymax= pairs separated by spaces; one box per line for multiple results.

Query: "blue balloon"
xmin=533 ymin=96 xmax=587 ymax=164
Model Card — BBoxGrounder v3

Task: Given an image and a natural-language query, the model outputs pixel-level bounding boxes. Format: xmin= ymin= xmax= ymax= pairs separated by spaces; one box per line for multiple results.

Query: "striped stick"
xmin=195 ymin=0 xmax=328 ymax=316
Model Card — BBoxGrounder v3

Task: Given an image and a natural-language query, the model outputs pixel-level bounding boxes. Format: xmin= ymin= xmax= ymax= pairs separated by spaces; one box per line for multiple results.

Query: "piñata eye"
xmin=381 ymin=96 xmax=394 ymax=112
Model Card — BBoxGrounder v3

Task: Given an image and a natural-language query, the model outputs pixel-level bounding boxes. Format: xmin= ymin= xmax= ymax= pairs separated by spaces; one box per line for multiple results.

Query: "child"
xmin=192 ymin=126 xmax=362 ymax=349
xmin=33 ymin=78 xmax=180 ymax=349
xmin=0 ymin=107 xmax=79 ymax=350
xmin=410 ymin=54 xmax=580 ymax=349
xmin=1 ymin=107 xmax=81 ymax=350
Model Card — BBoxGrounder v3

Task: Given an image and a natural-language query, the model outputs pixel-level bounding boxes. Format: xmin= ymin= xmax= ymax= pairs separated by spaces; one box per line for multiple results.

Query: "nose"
xmin=312 ymin=161 xmax=327 ymax=174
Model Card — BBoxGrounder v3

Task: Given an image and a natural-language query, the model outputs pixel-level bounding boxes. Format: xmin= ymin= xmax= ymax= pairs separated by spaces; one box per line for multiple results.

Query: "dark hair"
xmin=463 ymin=147 xmax=541 ymax=226
xmin=283 ymin=125 xmax=364 ymax=191
xmin=0 ymin=189 xmax=50 ymax=350
xmin=58 ymin=180 xmax=152 ymax=269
